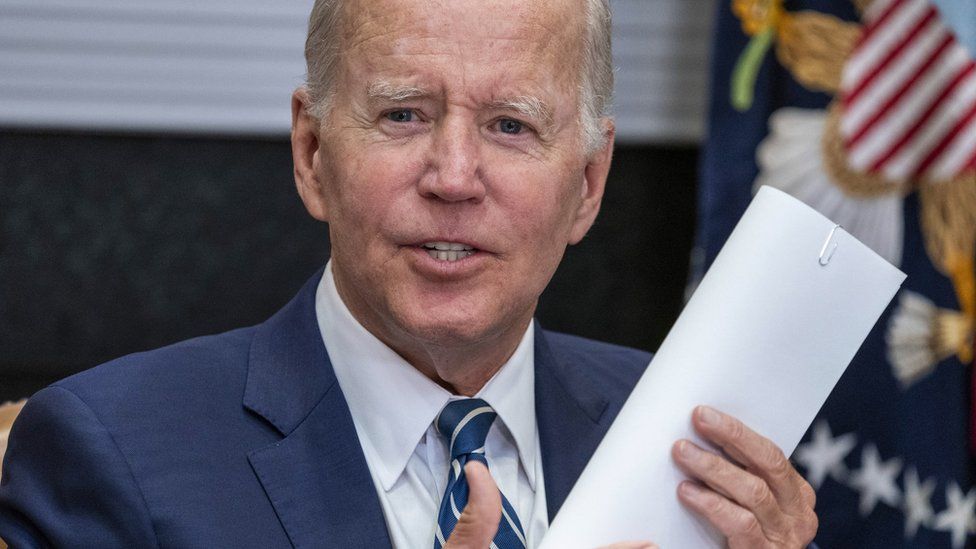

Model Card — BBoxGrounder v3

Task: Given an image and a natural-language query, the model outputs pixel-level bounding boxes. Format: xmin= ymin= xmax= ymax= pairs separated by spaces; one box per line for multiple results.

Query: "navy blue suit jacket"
xmin=0 ymin=272 xmax=651 ymax=548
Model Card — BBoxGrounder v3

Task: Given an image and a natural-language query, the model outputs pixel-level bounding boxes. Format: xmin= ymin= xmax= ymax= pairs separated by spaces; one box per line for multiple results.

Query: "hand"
xmin=443 ymin=462 xmax=502 ymax=549
xmin=672 ymin=406 xmax=818 ymax=548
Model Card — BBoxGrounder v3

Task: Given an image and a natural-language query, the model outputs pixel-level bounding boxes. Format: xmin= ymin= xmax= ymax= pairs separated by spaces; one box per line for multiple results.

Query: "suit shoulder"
xmin=53 ymin=326 xmax=257 ymax=406
xmin=540 ymin=329 xmax=652 ymax=389
xmin=542 ymin=330 xmax=652 ymax=363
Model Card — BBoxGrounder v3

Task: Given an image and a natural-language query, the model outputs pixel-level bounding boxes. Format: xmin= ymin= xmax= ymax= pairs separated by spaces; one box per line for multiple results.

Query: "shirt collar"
xmin=315 ymin=261 xmax=538 ymax=491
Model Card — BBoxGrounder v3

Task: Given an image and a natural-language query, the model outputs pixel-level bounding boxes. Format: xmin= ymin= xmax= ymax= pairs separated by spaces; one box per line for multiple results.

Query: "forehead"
xmin=337 ymin=0 xmax=585 ymax=96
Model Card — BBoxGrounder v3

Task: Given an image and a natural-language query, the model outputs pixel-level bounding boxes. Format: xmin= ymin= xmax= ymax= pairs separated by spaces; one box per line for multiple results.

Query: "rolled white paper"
xmin=539 ymin=186 xmax=906 ymax=548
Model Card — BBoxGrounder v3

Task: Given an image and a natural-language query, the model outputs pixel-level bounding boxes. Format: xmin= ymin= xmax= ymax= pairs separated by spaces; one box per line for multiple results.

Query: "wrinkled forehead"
xmin=337 ymin=0 xmax=587 ymax=89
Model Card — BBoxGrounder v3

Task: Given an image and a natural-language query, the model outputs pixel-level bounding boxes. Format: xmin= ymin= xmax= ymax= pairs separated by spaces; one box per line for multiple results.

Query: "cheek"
xmin=327 ymin=142 xmax=427 ymax=234
xmin=496 ymin=164 xmax=583 ymax=248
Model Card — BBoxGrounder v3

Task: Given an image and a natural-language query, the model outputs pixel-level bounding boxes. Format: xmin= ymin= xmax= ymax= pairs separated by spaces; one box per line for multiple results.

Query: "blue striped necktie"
xmin=433 ymin=398 xmax=527 ymax=549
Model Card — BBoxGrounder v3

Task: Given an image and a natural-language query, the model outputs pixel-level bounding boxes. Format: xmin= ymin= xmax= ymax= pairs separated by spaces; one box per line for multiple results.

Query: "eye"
xmin=386 ymin=109 xmax=415 ymax=123
xmin=498 ymin=119 xmax=523 ymax=135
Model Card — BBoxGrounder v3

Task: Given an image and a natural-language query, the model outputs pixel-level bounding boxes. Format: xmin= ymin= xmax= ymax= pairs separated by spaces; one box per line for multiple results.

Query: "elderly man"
xmin=0 ymin=0 xmax=817 ymax=547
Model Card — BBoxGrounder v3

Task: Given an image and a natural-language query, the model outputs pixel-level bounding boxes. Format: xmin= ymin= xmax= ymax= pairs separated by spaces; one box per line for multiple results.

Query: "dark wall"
xmin=0 ymin=130 xmax=696 ymax=401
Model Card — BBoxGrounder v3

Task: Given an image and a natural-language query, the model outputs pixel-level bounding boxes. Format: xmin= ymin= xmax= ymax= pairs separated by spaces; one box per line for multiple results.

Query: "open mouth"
xmin=420 ymin=241 xmax=477 ymax=262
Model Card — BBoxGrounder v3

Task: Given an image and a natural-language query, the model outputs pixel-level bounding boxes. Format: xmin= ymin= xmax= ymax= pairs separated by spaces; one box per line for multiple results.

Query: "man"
xmin=0 ymin=0 xmax=818 ymax=547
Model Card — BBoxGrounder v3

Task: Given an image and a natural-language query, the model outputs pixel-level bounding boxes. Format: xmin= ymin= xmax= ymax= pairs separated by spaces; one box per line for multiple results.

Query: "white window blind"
xmin=0 ymin=0 xmax=715 ymax=143
xmin=611 ymin=0 xmax=716 ymax=143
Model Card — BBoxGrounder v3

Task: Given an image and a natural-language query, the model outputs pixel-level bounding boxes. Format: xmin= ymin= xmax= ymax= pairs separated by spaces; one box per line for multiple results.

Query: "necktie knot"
xmin=436 ymin=398 xmax=497 ymax=460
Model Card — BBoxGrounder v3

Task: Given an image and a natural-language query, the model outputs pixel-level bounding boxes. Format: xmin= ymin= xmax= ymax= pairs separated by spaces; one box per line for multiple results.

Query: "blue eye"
xmin=499 ymin=119 xmax=523 ymax=134
xmin=386 ymin=110 xmax=414 ymax=122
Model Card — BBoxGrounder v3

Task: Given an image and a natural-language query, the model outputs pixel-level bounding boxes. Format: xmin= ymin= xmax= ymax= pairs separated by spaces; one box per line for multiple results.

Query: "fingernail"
xmin=679 ymin=481 xmax=704 ymax=499
xmin=698 ymin=405 xmax=720 ymax=425
xmin=678 ymin=440 xmax=701 ymax=460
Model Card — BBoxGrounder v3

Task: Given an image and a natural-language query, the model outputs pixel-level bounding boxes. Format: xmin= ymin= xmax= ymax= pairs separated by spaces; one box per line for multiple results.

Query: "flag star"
xmin=933 ymin=482 xmax=976 ymax=549
xmin=794 ymin=420 xmax=858 ymax=489
xmin=848 ymin=443 xmax=902 ymax=516
xmin=902 ymin=467 xmax=936 ymax=539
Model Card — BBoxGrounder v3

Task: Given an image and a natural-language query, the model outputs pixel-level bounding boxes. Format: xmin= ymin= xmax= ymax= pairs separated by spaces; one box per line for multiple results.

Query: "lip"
xmin=409 ymin=237 xmax=487 ymax=252
xmin=403 ymin=239 xmax=492 ymax=279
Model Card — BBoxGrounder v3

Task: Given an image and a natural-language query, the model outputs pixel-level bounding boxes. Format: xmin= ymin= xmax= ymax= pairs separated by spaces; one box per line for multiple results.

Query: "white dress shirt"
xmin=315 ymin=262 xmax=549 ymax=548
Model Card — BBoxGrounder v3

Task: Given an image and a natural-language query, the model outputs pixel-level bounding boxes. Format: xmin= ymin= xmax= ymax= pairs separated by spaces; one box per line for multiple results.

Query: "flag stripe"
xmin=869 ymin=62 xmax=976 ymax=174
xmin=914 ymin=97 xmax=976 ymax=176
xmin=928 ymin=115 xmax=976 ymax=179
xmin=839 ymin=0 xmax=976 ymax=181
xmin=844 ymin=18 xmax=950 ymax=141
xmin=842 ymin=0 xmax=930 ymax=92
xmin=887 ymin=70 xmax=976 ymax=177
xmin=846 ymin=31 xmax=955 ymax=149
xmin=863 ymin=0 xmax=907 ymax=27
xmin=851 ymin=38 xmax=968 ymax=175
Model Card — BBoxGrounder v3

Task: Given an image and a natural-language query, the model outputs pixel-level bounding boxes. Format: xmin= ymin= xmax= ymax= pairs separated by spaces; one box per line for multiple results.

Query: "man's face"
xmin=295 ymin=0 xmax=612 ymax=358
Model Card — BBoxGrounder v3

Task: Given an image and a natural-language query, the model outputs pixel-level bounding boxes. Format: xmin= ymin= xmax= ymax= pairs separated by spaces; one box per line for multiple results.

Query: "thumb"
xmin=443 ymin=460 xmax=502 ymax=549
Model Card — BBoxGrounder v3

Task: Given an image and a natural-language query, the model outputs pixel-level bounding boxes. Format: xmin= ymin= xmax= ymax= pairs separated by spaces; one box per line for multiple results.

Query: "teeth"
xmin=424 ymin=249 xmax=475 ymax=262
xmin=423 ymin=241 xmax=474 ymax=252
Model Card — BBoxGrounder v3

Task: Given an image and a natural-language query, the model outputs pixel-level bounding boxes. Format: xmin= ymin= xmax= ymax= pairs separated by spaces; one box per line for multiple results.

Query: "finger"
xmin=677 ymin=481 xmax=767 ymax=548
xmin=597 ymin=542 xmax=659 ymax=549
xmin=672 ymin=439 xmax=787 ymax=535
xmin=443 ymin=461 xmax=502 ymax=549
xmin=692 ymin=406 xmax=807 ymax=508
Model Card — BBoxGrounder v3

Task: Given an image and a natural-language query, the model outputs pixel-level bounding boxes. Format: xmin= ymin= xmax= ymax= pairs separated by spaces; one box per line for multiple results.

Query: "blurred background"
xmin=2 ymin=0 xmax=975 ymax=547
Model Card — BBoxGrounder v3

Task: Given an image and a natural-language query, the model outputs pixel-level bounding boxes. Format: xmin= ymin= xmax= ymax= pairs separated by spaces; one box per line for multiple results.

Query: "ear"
xmin=291 ymin=87 xmax=331 ymax=222
xmin=568 ymin=120 xmax=615 ymax=244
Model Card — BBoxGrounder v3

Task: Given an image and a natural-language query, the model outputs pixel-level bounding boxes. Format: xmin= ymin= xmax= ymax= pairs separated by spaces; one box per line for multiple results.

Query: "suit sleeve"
xmin=0 ymin=386 xmax=158 ymax=548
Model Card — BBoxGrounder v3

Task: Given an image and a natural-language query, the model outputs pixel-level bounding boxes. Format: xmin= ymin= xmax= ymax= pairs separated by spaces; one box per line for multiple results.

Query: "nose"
xmin=418 ymin=115 xmax=486 ymax=203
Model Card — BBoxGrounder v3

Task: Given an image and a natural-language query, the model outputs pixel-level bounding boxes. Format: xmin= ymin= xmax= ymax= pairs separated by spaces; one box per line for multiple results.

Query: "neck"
xmin=391 ymin=322 xmax=531 ymax=396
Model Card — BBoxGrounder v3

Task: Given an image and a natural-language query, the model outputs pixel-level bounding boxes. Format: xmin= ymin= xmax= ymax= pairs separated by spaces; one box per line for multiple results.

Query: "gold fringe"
xmin=919 ymin=175 xmax=976 ymax=298
xmin=821 ymin=101 xmax=910 ymax=197
xmin=918 ymin=175 xmax=976 ymax=280
xmin=935 ymin=308 xmax=974 ymax=364
xmin=776 ymin=12 xmax=862 ymax=94
xmin=919 ymin=175 xmax=976 ymax=364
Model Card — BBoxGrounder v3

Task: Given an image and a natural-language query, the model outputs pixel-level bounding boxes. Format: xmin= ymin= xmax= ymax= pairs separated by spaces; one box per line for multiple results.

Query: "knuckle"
xmin=734 ymin=511 xmax=763 ymax=538
xmin=727 ymin=417 xmax=746 ymax=442
xmin=763 ymin=445 xmax=792 ymax=479
xmin=800 ymin=508 xmax=820 ymax=541
xmin=801 ymin=482 xmax=817 ymax=508
xmin=704 ymin=493 xmax=727 ymax=516
xmin=747 ymin=478 xmax=774 ymax=509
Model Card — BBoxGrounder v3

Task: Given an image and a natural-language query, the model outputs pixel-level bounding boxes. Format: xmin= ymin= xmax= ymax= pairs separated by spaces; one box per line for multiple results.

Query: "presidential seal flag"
xmin=698 ymin=0 xmax=976 ymax=546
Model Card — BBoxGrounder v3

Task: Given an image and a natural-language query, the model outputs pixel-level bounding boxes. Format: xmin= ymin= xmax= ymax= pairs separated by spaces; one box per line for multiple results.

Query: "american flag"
xmin=839 ymin=0 xmax=976 ymax=183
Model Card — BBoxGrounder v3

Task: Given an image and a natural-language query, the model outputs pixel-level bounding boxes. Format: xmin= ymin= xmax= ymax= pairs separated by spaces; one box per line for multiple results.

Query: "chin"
xmin=394 ymin=304 xmax=513 ymax=349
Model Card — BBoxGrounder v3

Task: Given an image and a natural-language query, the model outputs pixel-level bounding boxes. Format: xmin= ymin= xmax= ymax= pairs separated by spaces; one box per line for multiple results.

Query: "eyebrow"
xmin=488 ymin=96 xmax=554 ymax=126
xmin=366 ymin=80 xmax=429 ymax=102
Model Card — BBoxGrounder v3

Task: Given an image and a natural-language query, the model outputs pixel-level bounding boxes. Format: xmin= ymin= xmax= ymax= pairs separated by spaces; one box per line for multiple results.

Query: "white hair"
xmin=303 ymin=0 xmax=614 ymax=154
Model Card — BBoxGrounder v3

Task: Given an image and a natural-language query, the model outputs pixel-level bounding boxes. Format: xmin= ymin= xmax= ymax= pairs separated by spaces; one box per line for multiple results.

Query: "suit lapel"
xmin=534 ymin=326 xmax=615 ymax=522
xmin=240 ymin=274 xmax=625 ymax=544
xmin=243 ymin=271 xmax=392 ymax=549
